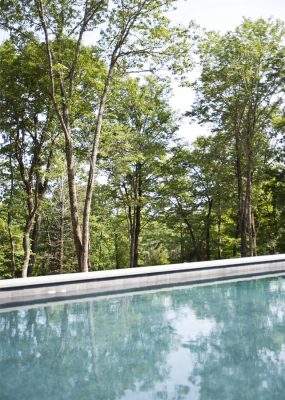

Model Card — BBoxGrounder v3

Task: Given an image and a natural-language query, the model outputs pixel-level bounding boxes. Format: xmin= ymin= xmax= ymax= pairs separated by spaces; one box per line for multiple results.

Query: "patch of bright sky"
xmin=169 ymin=0 xmax=285 ymax=144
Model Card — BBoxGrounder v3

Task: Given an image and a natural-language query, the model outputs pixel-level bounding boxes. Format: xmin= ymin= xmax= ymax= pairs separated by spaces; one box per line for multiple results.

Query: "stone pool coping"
xmin=1 ymin=254 xmax=285 ymax=307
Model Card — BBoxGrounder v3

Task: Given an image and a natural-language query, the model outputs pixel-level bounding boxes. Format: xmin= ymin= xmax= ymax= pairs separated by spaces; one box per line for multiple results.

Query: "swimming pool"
xmin=1 ymin=275 xmax=285 ymax=399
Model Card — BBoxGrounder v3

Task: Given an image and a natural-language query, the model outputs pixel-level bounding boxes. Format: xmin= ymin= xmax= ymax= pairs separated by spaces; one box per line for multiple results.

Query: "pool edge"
xmin=1 ymin=254 xmax=285 ymax=308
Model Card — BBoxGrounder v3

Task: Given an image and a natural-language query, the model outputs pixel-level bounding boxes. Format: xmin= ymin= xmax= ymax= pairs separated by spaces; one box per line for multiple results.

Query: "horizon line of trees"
xmin=0 ymin=2 xmax=285 ymax=279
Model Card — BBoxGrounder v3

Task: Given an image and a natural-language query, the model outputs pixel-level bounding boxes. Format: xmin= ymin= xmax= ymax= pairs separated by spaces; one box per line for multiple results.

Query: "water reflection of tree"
xmin=181 ymin=278 xmax=285 ymax=400
xmin=1 ymin=278 xmax=285 ymax=400
xmin=0 ymin=293 xmax=177 ymax=400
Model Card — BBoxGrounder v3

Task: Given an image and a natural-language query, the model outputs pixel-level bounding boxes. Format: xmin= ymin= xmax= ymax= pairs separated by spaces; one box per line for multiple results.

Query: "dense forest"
xmin=0 ymin=1 xmax=285 ymax=278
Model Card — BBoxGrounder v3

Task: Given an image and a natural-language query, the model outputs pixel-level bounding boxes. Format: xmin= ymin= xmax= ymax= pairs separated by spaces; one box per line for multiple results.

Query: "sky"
xmin=168 ymin=0 xmax=285 ymax=143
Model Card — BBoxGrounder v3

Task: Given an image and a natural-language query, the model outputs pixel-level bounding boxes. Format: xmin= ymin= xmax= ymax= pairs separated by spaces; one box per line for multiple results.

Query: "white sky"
xmin=169 ymin=0 xmax=285 ymax=143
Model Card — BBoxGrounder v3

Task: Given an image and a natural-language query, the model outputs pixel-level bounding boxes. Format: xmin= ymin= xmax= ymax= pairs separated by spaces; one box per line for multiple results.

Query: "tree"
xmin=189 ymin=18 xmax=285 ymax=256
xmin=0 ymin=41 xmax=59 ymax=277
xmin=101 ymin=77 xmax=177 ymax=267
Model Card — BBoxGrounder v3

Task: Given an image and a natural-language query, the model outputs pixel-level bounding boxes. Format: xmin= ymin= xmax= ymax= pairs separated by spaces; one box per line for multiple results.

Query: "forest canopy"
xmin=0 ymin=1 xmax=285 ymax=278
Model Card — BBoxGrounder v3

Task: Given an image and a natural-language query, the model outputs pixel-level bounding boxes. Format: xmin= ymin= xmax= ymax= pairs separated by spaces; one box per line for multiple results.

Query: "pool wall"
xmin=1 ymin=254 xmax=285 ymax=307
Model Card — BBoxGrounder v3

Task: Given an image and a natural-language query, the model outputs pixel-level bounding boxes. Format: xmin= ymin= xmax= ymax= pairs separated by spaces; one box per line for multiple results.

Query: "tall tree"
xmin=189 ymin=18 xmax=285 ymax=256
xmin=0 ymin=41 xmax=58 ymax=277
xmin=101 ymin=77 xmax=177 ymax=267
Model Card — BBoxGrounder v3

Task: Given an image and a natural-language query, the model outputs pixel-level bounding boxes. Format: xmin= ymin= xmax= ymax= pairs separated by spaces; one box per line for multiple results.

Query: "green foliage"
xmin=0 ymin=15 xmax=285 ymax=277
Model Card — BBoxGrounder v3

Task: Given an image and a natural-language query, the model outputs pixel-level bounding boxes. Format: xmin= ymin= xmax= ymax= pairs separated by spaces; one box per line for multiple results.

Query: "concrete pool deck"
xmin=1 ymin=254 xmax=285 ymax=307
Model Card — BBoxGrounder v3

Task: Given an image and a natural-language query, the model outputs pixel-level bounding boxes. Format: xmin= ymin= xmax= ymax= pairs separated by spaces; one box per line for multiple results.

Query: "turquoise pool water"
xmin=1 ymin=276 xmax=285 ymax=400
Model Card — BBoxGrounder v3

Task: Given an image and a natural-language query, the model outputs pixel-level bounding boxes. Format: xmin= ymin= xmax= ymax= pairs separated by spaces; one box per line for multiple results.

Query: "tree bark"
xmin=129 ymin=163 xmax=142 ymax=268
xmin=22 ymin=214 xmax=36 ymax=278
xmin=244 ymin=105 xmax=255 ymax=257
xmin=64 ymin=135 xmax=83 ymax=270
xmin=180 ymin=222 xmax=185 ymax=262
xmin=81 ymin=63 xmax=115 ymax=272
xmin=7 ymin=212 xmax=16 ymax=278
xmin=114 ymin=232 xmax=120 ymax=269
xmin=59 ymin=177 xmax=65 ymax=274
xmin=235 ymin=131 xmax=247 ymax=257
xmin=217 ymin=198 xmax=222 ymax=259
xmin=7 ymin=152 xmax=16 ymax=277
xmin=251 ymin=210 xmax=257 ymax=256
xmin=205 ymin=198 xmax=213 ymax=261
xmin=28 ymin=214 xmax=41 ymax=276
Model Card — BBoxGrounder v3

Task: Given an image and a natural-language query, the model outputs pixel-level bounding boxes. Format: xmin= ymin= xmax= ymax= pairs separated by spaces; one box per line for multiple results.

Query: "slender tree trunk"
xmin=244 ymin=175 xmax=251 ymax=257
xmin=129 ymin=212 xmax=135 ymax=268
xmin=22 ymin=215 xmax=36 ymax=278
xmin=180 ymin=222 xmax=184 ymax=262
xmin=130 ymin=205 xmax=141 ymax=268
xmin=129 ymin=163 xmax=142 ymax=268
xmin=114 ymin=232 xmax=120 ymax=269
xmin=251 ymin=210 xmax=257 ymax=256
xmin=232 ymin=218 xmax=239 ymax=257
xmin=64 ymin=130 xmax=83 ymax=271
xmin=249 ymin=208 xmax=257 ymax=257
xmin=59 ymin=205 xmax=65 ymax=274
xmin=205 ymin=198 xmax=213 ymax=261
xmin=7 ymin=211 xmax=16 ymax=278
xmin=58 ymin=176 xmax=65 ymax=274
xmin=134 ymin=204 xmax=141 ymax=268
xmin=98 ymin=232 xmax=103 ymax=269
xmin=28 ymin=214 xmax=41 ymax=276
xmin=244 ymin=121 xmax=254 ymax=257
xmin=242 ymin=161 xmax=254 ymax=259
xmin=235 ymin=132 xmax=247 ymax=257
xmin=241 ymin=208 xmax=248 ymax=257
xmin=217 ymin=219 xmax=222 ymax=259
xmin=7 ymin=153 xmax=16 ymax=277
xmin=81 ymin=63 xmax=115 ymax=272
xmin=128 ymin=202 xmax=134 ymax=267
xmin=217 ymin=199 xmax=222 ymax=259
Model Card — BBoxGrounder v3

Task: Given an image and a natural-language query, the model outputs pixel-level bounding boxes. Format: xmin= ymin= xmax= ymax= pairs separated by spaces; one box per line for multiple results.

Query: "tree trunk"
xmin=129 ymin=220 xmax=135 ymax=268
xmin=129 ymin=163 xmax=142 ymax=268
xmin=7 ymin=154 xmax=16 ymax=277
xmin=81 ymin=63 xmax=114 ymax=272
xmin=59 ymin=176 xmax=65 ymax=274
xmin=232 ymin=218 xmax=239 ymax=257
xmin=130 ymin=205 xmax=141 ymax=268
xmin=22 ymin=215 xmax=36 ymax=278
xmin=217 ymin=199 xmax=222 ymax=259
xmin=7 ymin=211 xmax=16 ymax=278
xmin=180 ymin=222 xmax=184 ymax=262
xmin=244 ymin=121 xmax=254 ymax=257
xmin=65 ymin=132 xmax=83 ymax=271
xmin=252 ymin=211 xmax=257 ymax=256
xmin=205 ymin=198 xmax=213 ymax=261
xmin=114 ymin=232 xmax=120 ymax=269
xmin=235 ymin=132 xmax=247 ymax=257
xmin=28 ymin=214 xmax=41 ymax=276
xmin=249 ymin=209 xmax=257 ymax=257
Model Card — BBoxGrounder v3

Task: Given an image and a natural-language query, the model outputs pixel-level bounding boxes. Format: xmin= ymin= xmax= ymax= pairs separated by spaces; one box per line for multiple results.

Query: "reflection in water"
xmin=0 ymin=277 xmax=285 ymax=400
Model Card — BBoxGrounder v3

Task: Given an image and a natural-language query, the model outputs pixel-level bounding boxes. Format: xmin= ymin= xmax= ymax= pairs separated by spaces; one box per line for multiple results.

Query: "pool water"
xmin=1 ymin=276 xmax=285 ymax=400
